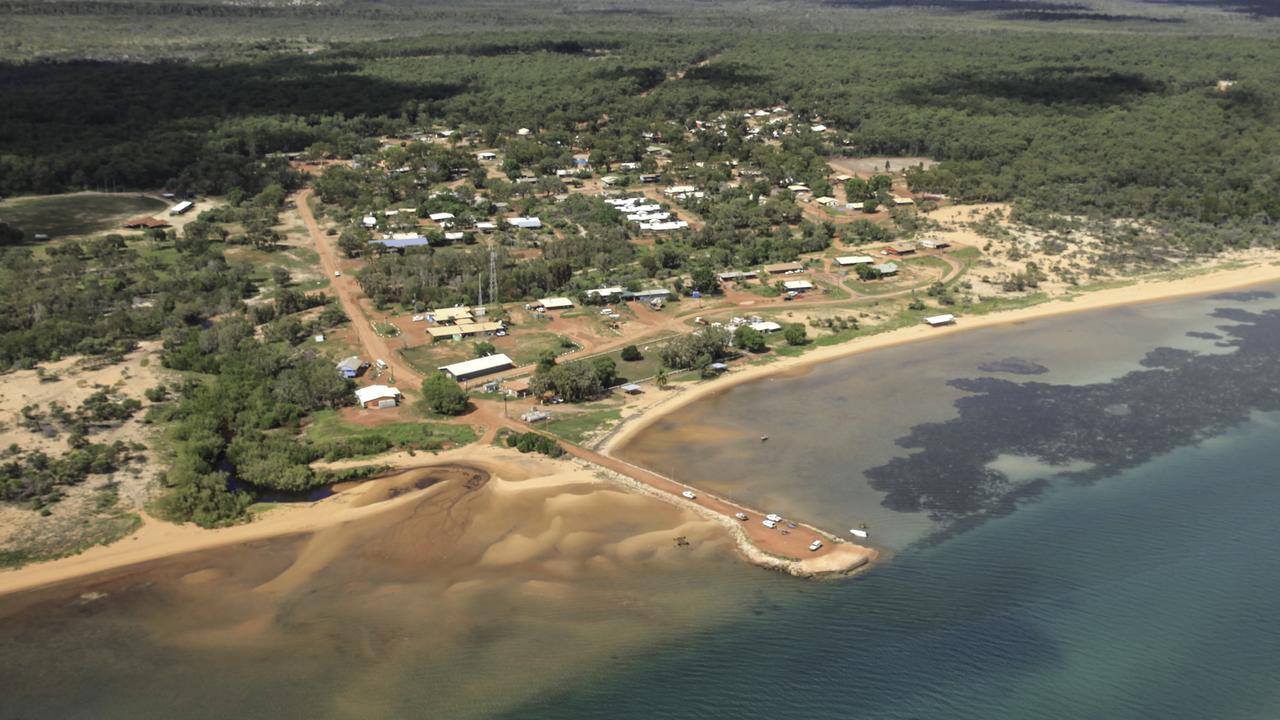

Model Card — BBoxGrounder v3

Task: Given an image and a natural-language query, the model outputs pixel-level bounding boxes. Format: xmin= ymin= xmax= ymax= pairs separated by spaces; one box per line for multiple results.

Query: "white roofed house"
xmin=336 ymin=356 xmax=364 ymax=378
xmin=925 ymin=314 xmax=956 ymax=327
xmin=783 ymin=280 xmax=815 ymax=292
xmin=438 ymin=353 xmax=515 ymax=381
xmin=835 ymin=255 xmax=874 ymax=267
xmin=429 ymin=306 xmax=474 ymax=324
xmin=169 ymin=200 xmax=194 ymax=215
xmin=354 ymin=385 xmax=403 ymax=409
xmin=750 ymin=321 xmax=782 ymax=333
xmin=587 ymin=287 xmax=624 ymax=299
xmin=428 ymin=212 xmax=455 ymax=223
xmin=508 ymin=217 xmax=542 ymax=229
xmin=535 ymin=297 xmax=575 ymax=311
xmin=477 ymin=152 xmax=497 ymax=161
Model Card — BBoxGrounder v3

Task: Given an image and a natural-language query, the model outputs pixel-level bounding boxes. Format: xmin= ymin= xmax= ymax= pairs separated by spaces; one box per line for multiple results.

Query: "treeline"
xmin=152 ymin=313 xmax=355 ymax=527
xmin=0 ymin=240 xmax=255 ymax=369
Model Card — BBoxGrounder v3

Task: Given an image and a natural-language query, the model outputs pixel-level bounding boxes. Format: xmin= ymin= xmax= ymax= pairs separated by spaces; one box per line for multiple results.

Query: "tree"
xmin=783 ymin=323 xmax=807 ymax=346
xmin=734 ymin=325 xmax=768 ymax=353
xmin=530 ymin=360 xmax=603 ymax=402
xmin=421 ymin=372 xmax=469 ymax=416
xmin=621 ymin=345 xmax=643 ymax=362
xmin=591 ymin=356 xmax=617 ymax=387
xmin=338 ymin=228 xmax=368 ymax=257
xmin=655 ymin=368 xmax=670 ymax=390
xmin=689 ymin=265 xmax=719 ymax=295
xmin=0 ymin=221 xmax=24 ymax=246
xmin=474 ymin=341 xmax=496 ymax=357
xmin=271 ymin=267 xmax=291 ymax=287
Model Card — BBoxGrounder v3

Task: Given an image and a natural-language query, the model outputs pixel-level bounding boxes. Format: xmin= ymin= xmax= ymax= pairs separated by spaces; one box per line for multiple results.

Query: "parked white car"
xmin=809 ymin=540 xmax=823 ymax=552
xmin=766 ymin=513 xmax=783 ymax=523
xmin=681 ymin=490 xmax=696 ymax=500
xmin=762 ymin=519 xmax=778 ymax=529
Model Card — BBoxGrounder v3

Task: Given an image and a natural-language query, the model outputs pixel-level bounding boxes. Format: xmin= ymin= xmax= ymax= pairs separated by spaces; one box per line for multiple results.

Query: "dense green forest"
xmin=4 ymin=29 xmax=1279 ymax=236
xmin=3 ymin=0 xmax=1280 ymax=526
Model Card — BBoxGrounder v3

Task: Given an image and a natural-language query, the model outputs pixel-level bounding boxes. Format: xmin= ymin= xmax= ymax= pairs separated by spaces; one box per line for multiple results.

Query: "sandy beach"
xmin=600 ymin=260 xmax=1280 ymax=456
xmin=3 ymin=259 xmax=1279 ymax=597
xmin=0 ymin=448 xmax=577 ymax=598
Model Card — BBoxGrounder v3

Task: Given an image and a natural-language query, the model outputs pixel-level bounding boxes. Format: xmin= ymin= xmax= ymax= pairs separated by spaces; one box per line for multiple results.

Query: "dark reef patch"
xmin=977 ymin=357 xmax=1050 ymax=375
xmin=866 ymin=304 xmax=1280 ymax=535
xmin=1209 ymin=291 xmax=1276 ymax=302
xmin=1187 ymin=331 xmax=1222 ymax=340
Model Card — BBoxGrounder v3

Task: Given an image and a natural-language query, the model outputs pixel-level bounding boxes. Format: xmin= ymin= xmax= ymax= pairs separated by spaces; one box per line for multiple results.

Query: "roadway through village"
xmin=294 ymin=188 xmax=877 ymax=574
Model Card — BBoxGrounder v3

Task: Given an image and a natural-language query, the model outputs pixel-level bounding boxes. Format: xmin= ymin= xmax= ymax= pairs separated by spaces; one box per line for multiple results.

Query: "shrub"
xmin=421 ymin=372 xmax=469 ymax=416
xmin=783 ymin=323 xmax=807 ymax=346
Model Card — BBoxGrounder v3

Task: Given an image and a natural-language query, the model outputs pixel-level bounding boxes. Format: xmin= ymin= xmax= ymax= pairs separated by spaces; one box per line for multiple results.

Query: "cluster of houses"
xmin=604 ymin=196 xmax=688 ymax=232
xmin=415 ymin=305 xmax=507 ymax=342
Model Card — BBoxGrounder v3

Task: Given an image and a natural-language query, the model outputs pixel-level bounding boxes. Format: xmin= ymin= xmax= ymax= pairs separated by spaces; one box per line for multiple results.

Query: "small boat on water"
xmin=849 ymin=528 xmax=869 ymax=539
xmin=760 ymin=435 xmax=769 ymax=442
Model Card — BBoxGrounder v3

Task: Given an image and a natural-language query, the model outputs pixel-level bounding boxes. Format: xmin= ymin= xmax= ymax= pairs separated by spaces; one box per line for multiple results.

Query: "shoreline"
xmin=3 ymin=260 xmax=1277 ymax=598
xmin=0 ymin=452 xmax=507 ymax=599
xmin=600 ymin=260 xmax=1280 ymax=457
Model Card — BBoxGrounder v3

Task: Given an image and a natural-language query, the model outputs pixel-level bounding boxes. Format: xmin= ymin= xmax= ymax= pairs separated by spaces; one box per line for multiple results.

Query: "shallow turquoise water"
xmin=516 ymin=415 xmax=1280 ymax=718
xmin=2 ymin=288 xmax=1279 ymax=719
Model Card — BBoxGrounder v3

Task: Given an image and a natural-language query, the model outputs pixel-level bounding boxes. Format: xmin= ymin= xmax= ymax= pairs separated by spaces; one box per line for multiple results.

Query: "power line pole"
xmin=489 ymin=247 xmax=498 ymax=307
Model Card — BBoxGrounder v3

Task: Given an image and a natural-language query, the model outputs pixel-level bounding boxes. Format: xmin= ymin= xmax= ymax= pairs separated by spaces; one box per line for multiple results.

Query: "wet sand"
xmin=0 ymin=448 xmax=693 ymax=599
xmin=0 ymin=451 xmax=745 ymax=719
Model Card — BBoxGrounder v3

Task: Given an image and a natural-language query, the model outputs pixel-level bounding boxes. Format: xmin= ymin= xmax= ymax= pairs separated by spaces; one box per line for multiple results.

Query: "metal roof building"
xmin=536 ymin=297 xmax=575 ymax=310
xmin=371 ymin=236 xmax=430 ymax=250
xmin=438 ymin=353 xmax=515 ymax=381
xmin=354 ymin=385 xmax=402 ymax=408
xmin=763 ymin=261 xmax=805 ymax=274
xmin=835 ymin=255 xmax=874 ymax=266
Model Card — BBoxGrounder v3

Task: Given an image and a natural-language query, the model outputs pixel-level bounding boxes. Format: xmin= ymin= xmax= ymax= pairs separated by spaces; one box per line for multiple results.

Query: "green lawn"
xmin=399 ymin=342 xmax=477 ymax=375
xmin=589 ymin=341 xmax=671 ymax=385
xmin=491 ymin=331 xmax=577 ymax=366
xmin=304 ymin=409 xmax=475 ymax=451
xmin=0 ymin=193 xmax=168 ymax=239
xmin=542 ymin=405 xmax=623 ymax=443
xmin=402 ymin=330 xmax=576 ymax=374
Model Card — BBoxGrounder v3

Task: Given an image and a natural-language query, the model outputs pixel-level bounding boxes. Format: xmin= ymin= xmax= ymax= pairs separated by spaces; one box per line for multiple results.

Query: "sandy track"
xmin=296 ymin=189 xmax=423 ymax=387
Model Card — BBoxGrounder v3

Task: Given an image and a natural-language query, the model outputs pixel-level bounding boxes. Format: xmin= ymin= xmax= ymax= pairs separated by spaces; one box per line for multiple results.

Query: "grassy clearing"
xmin=492 ymin=331 xmax=576 ymax=365
xmin=0 ymin=193 xmax=168 ymax=239
xmin=399 ymin=342 xmax=477 ymax=374
xmin=304 ymin=409 xmax=476 ymax=451
xmin=401 ymin=331 xmax=576 ymax=374
xmin=594 ymin=343 xmax=669 ymax=385
xmin=542 ymin=405 xmax=623 ymax=443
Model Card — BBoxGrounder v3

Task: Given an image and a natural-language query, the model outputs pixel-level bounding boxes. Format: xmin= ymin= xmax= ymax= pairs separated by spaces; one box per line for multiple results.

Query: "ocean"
xmin=2 ymin=287 xmax=1279 ymax=719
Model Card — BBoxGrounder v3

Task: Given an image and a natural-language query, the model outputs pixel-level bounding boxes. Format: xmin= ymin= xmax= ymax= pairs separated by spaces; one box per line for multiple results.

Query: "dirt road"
xmin=296 ymin=189 xmax=423 ymax=387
